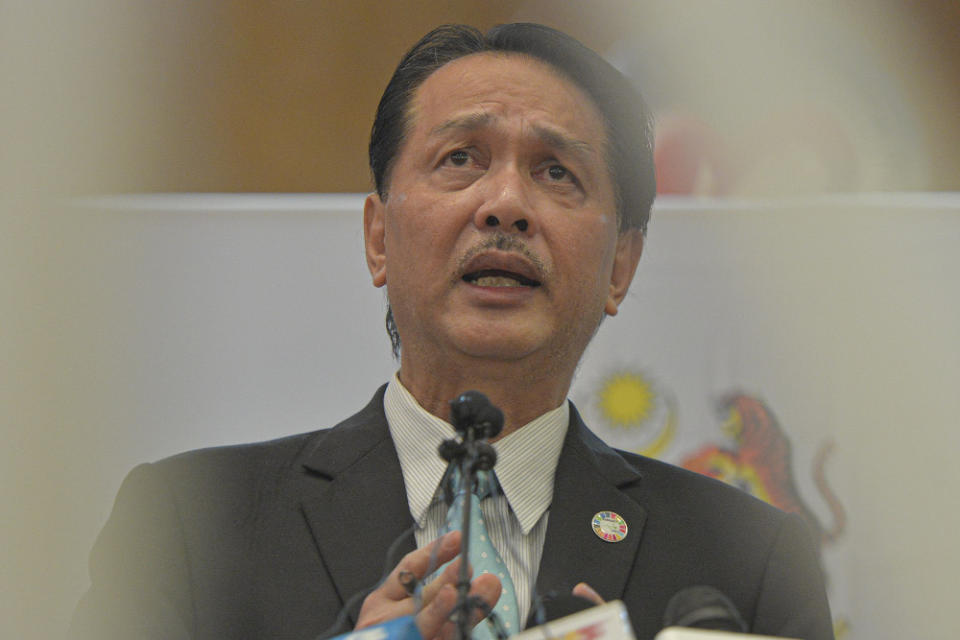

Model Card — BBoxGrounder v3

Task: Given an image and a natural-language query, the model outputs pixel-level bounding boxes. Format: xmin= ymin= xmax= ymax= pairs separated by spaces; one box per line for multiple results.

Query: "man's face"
xmin=364 ymin=52 xmax=641 ymax=371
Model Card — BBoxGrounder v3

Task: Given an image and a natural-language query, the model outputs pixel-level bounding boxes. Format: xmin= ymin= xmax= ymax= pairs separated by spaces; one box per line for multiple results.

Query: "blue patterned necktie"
xmin=439 ymin=469 xmax=521 ymax=639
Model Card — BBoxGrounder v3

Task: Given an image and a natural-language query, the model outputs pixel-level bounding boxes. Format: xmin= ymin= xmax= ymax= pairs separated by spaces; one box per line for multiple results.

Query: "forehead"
xmin=407 ymin=52 xmax=609 ymax=151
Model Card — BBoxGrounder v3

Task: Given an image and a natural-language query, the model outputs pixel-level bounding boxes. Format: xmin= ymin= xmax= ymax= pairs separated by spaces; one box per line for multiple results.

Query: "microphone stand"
xmin=439 ymin=391 xmax=503 ymax=640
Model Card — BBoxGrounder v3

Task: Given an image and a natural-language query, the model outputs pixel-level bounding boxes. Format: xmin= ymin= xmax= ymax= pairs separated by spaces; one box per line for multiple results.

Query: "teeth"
xmin=475 ymin=276 xmax=522 ymax=287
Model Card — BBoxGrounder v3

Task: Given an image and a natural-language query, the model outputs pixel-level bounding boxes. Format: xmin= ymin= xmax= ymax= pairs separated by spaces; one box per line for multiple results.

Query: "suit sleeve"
xmin=70 ymin=463 xmax=194 ymax=639
xmin=752 ymin=512 xmax=834 ymax=640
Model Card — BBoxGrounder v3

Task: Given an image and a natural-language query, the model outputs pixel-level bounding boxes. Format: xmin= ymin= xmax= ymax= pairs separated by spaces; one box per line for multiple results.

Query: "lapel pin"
xmin=592 ymin=511 xmax=628 ymax=542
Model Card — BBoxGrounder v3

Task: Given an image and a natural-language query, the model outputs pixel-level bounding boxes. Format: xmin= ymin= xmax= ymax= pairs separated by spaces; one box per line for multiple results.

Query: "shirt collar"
xmin=384 ymin=372 xmax=569 ymax=535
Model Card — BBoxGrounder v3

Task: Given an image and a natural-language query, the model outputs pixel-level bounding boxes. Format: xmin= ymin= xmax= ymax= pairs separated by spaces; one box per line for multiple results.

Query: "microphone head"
xmin=450 ymin=390 xmax=488 ymax=430
xmin=662 ymin=585 xmax=747 ymax=632
xmin=474 ymin=403 xmax=504 ymax=439
xmin=474 ymin=442 xmax=498 ymax=471
xmin=450 ymin=391 xmax=504 ymax=439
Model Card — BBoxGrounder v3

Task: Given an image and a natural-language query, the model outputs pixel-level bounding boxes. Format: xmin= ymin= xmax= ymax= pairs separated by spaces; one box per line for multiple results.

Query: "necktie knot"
xmin=473 ymin=470 xmax=499 ymax=501
xmin=444 ymin=468 xmax=500 ymax=503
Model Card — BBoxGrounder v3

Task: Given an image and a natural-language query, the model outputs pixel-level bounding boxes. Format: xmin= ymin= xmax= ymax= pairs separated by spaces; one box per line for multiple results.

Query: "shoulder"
xmin=571 ymin=429 xmax=831 ymax=637
xmin=148 ymin=384 xmax=391 ymax=496
xmin=122 ymin=385 xmax=392 ymax=525
xmin=568 ymin=404 xmax=791 ymax=534
xmin=622 ymin=448 xmax=783 ymax=511
xmin=565 ymin=409 xmax=808 ymax=577
xmin=617 ymin=445 xmax=798 ymax=545
xmin=150 ymin=429 xmax=322 ymax=489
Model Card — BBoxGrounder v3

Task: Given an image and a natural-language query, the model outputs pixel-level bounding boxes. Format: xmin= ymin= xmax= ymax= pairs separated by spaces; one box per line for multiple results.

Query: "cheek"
xmin=386 ymin=220 xmax=449 ymax=261
xmin=388 ymin=191 xmax=471 ymax=249
xmin=384 ymin=205 xmax=458 ymax=275
xmin=573 ymin=244 xmax=619 ymax=308
xmin=567 ymin=228 xmax=618 ymax=280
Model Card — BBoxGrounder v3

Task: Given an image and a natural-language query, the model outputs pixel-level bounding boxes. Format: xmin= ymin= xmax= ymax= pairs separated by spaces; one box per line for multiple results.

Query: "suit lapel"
xmin=297 ymin=387 xmax=417 ymax=625
xmin=535 ymin=404 xmax=647 ymax=604
xmin=295 ymin=392 xmax=647 ymax=627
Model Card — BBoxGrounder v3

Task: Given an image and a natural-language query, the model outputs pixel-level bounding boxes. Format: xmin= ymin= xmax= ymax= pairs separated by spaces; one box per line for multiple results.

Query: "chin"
xmin=453 ymin=330 xmax=547 ymax=363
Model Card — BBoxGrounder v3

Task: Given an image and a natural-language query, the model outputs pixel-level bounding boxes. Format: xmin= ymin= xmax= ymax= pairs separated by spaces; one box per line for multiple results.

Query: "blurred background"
xmin=2 ymin=0 xmax=959 ymax=196
xmin=2 ymin=2 xmax=958 ymax=639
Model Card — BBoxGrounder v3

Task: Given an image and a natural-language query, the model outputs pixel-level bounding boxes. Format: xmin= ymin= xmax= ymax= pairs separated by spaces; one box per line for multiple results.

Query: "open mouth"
xmin=463 ymin=269 xmax=541 ymax=288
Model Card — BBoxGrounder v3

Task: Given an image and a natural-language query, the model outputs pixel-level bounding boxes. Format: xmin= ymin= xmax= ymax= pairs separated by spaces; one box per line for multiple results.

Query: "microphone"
xmin=661 ymin=586 xmax=747 ymax=632
xmin=443 ymin=390 xmax=505 ymax=640
xmin=450 ymin=390 xmax=504 ymax=440
xmin=655 ymin=586 xmax=800 ymax=640
xmin=514 ymin=600 xmax=635 ymax=640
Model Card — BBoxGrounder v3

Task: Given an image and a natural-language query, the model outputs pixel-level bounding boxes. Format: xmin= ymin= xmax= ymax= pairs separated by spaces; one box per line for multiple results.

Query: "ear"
xmin=604 ymin=229 xmax=644 ymax=316
xmin=363 ymin=193 xmax=388 ymax=288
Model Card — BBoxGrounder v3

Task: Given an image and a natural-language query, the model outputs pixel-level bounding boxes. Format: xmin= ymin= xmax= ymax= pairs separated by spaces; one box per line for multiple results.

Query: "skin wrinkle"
xmin=385 ymin=54 xmax=621 ymax=218
xmin=421 ymin=112 xmax=606 ymax=203
xmin=430 ymin=113 xmax=598 ymax=171
xmin=430 ymin=112 xmax=495 ymax=137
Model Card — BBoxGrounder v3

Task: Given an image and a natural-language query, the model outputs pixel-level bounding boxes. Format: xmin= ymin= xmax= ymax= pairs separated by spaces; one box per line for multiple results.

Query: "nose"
xmin=473 ymin=165 xmax=536 ymax=235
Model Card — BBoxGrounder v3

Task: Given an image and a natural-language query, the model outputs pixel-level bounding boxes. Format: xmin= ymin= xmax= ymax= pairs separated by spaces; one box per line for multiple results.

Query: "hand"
xmin=355 ymin=531 xmax=502 ymax=640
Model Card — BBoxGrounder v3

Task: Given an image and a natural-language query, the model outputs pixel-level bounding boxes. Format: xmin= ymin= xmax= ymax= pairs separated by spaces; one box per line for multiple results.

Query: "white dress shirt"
xmin=384 ymin=374 xmax=568 ymax=627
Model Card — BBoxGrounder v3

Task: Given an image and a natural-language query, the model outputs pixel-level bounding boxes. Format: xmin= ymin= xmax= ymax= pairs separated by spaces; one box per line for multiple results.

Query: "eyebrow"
xmin=430 ymin=112 xmax=494 ymax=137
xmin=530 ymin=124 xmax=599 ymax=162
xmin=429 ymin=113 xmax=601 ymax=163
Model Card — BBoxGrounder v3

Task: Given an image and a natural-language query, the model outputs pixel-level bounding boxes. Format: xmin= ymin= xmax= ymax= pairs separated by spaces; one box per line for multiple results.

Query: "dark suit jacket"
xmin=72 ymin=386 xmax=833 ymax=640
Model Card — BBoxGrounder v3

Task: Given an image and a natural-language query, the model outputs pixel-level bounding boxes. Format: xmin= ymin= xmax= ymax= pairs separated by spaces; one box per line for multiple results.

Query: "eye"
xmin=534 ymin=160 xmax=585 ymax=200
xmin=547 ymin=164 xmax=570 ymax=181
xmin=539 ymin=162 xmax=579 ymax=187
xmin=447 ymin=149 xmax=470 ymax=166
xmin=434 ymin=147 xmax=485 ymax=189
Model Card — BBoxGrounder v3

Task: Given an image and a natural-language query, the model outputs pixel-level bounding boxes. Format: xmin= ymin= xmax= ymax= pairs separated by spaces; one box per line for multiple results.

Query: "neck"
xmin=397 ymin=355 xmax=573 ymax=440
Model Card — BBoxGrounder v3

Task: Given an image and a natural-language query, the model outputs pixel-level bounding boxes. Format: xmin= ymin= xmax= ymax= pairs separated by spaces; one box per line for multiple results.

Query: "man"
xmin=72 ymin=23 xmax=833 ymax=640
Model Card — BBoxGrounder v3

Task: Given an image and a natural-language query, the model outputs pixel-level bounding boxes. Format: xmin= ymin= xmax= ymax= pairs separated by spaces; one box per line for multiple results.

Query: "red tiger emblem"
xmin=681 ymin=394 xmax=845 ymax=548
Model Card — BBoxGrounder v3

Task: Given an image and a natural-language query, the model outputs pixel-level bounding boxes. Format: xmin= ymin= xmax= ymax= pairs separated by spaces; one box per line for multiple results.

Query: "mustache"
xmin=455 ymin=232 xmax=549 ymax=280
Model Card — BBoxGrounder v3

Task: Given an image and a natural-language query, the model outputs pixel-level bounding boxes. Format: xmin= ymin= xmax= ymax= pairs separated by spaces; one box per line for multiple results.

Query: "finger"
xmin=465 ymin=572 xmax=502 ymax=627
xmin=380 ymin=531 xmax=462 ymax=601
xmin=419 ymin=573 xmax=502 ymax=640
xmin=356 ymin=532 xmax=463 ymax=630
xmin=417 ymin=582 xmax=458 ymax=640
xmin=572 ymin=582 xmax=605 ymax=606
xmin=419 ymin=553 xmax=469 ymax=604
